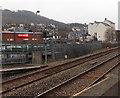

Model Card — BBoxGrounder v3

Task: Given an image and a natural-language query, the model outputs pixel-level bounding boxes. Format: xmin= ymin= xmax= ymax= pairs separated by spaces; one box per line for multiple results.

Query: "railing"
xmin=1 ymin=52 xmax=29 ymax=65
xmin=2 ymin=42 xmax=51 ymax=52
xmin=1 ymin=41 xmax=102 ymax=64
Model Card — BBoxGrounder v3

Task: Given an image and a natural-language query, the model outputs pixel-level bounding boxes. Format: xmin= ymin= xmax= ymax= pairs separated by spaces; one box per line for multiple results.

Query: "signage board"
xmin=18 ymin=33 xmax=28 ymax=37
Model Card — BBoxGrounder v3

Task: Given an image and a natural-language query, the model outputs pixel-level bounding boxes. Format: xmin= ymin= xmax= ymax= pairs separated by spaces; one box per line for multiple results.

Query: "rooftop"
xmin=104 ymin=18 xmax=115 ymax=24
xmin=101 ymin=22 xmax=111 ymax=27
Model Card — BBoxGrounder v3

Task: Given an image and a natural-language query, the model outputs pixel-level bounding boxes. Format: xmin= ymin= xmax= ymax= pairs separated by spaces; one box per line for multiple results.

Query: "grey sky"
xmin=1 ymin=0 xmax=119 ymax=29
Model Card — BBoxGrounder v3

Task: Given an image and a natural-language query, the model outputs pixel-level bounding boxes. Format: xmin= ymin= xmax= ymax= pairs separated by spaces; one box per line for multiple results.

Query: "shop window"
xmin=10 ymin=39 xmax=14 ymax=41
xmin=7 ymin=39 xmax=14 ymax=41
xmin=23 ymin=38 xmax=29 ymax=41
xmin=32 ymin=38 xmax=37 ymax=40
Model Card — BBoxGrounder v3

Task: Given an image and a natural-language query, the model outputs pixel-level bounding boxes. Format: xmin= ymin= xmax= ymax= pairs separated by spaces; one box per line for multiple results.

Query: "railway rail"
xmin=1 ymin=47 xmax=120 ymax=96
xmin=35 ymin=53 xmax=119 ymax=97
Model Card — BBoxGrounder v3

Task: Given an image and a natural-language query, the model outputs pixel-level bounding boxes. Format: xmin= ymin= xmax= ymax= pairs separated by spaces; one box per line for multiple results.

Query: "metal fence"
xmin=1 ymin=41 xmax=102 ymax=64
xmin=51 ymin=41 xmax=102 ymax=59
xmin=1 ymin=52 xmax=29 ymax=64
xmin=2 ymin=43 xmax=46 ymax=52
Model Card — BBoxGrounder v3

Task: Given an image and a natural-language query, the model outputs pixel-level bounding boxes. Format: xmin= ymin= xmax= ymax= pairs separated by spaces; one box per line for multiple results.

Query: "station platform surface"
xmin=72 ymin=66 xmax=120 ymax=97
xmin=0 ymin=59 xmax=71 ymax=72
xmin=0 ymin=64 xmax=45 ymax=72
xmin=0 ymin=58 xmax=76 ymax=72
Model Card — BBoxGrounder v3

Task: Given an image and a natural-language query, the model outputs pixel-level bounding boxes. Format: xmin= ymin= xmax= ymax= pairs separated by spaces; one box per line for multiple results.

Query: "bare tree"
xmin=105 ymin=28 xmax=115 ymax=42
xmin=58 ymin=27 xmax=70 ymax=38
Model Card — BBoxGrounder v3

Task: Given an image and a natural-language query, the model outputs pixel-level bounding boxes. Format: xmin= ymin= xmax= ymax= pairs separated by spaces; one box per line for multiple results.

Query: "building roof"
xmin=2 ymin=31 xmax=43 ymax=34
xmin=104 ymin=19 xmax=115 ymax=24
xmin=101 ymin=22 xmax=111 ymax=27
xmin=89 ymin=18 xmax=115 ymax=26
xmin=89 ymin=23 xmax=94 ymax=25
xmin=89 ymin=22 xmax=110 ymax=27
xmin=94 ymin=21 xmax=101 ymax=24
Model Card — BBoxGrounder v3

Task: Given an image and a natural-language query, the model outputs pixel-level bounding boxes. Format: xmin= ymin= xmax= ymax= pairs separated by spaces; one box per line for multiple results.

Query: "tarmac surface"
xmin=1 ymin=64 xmax=42 ymax=72
xmin=72 ymin=65 xmax=120 ymax=97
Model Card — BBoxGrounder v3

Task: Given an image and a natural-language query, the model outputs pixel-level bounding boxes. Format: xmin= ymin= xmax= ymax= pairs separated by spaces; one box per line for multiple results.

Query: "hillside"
xmin=2 ymin=9 xmax=68 ymax=28
xmin=2 ymin=9 xmax=87 ymax=37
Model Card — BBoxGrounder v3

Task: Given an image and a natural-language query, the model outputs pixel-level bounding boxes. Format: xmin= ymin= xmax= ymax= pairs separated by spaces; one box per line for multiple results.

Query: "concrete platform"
xmin=0 ymin=58 xmax=73 ymax=72
xmin=0 ymin=64 xmax=47 ymax=72
xmin=72 ymin=66 xmax=120 ymax=97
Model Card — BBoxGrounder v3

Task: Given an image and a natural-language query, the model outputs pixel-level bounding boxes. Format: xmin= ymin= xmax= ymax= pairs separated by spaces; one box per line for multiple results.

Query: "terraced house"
xmin=88 ymin=18 xmax=116 ymax=42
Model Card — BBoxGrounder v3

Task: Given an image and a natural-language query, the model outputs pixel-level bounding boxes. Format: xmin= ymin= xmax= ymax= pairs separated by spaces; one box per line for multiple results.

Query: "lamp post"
xmin=35 ymin=11 xmax=40 ymax=42
xmin=43 ymin=30 xmax=48 ymax=64
xmin=36 ymin=10 xmax=40 ymax=16
xmin=52 ymin=33 xmax=55 ymax=60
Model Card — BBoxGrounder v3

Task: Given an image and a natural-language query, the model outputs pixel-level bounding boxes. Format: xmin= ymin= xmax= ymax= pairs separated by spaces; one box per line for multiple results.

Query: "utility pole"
xmin=44 ymin=37 xmax=47 ymax=64
xmin=43 ymin=30 xmax=48 ymax=64
xmin=52 ymin=35 xmax=55 ymax=60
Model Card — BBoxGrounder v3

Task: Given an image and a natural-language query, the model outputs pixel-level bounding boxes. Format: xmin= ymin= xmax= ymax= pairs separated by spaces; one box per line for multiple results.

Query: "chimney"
xmin=105 ymin=18 xmax=107 ymax=20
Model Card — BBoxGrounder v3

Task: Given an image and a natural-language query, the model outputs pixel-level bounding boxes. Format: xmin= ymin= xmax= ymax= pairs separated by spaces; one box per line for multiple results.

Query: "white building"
xmin=88 ymin=18 xmax=115 ymax=42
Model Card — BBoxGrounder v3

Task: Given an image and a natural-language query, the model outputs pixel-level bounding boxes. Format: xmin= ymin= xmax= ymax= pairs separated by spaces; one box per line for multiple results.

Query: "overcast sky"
xmin=1 ymin=0 xmax=120 ymax=29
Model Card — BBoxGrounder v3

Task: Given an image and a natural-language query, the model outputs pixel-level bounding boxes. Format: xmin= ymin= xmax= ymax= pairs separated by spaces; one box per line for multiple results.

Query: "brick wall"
xmin=2 ymin=32 xmax=44 ymax=43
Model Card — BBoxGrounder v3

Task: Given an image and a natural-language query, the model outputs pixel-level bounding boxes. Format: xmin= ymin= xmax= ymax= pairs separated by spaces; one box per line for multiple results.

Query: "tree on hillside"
xmin=58 ymin=27 xmax=71 ymax=38
xmin=105 ymin=28 xmax=115 ymax=42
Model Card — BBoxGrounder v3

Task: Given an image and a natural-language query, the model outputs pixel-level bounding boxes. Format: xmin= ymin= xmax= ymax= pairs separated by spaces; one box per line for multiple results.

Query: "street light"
xmin=35 ymin=10 xmax=40 ymax=42
xmin=36 ymin=11 xmax=48 ymax=64
xmin=36 ymin=10 xmax=40 ymax=32
xmin=43 ymin=30 xmax=48 ymax=64
xmin=36 ymin=10 xmax=40 ymax=16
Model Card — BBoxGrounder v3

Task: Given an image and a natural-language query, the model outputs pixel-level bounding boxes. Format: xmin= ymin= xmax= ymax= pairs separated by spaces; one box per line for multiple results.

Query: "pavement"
xmin=0 ymin=63 xmax=47 ymax=72
xmin=72 ymin=65 xmax=120 ymax=97
xmin=0 ymin=58 xmax=73 ymax=72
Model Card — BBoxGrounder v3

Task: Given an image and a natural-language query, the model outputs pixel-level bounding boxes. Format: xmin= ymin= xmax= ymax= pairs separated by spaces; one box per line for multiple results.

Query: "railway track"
xmin=35 ymin=53 xmax=119 ymax=97
xmin=1 ymin=47 xmax=120 ymax=96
